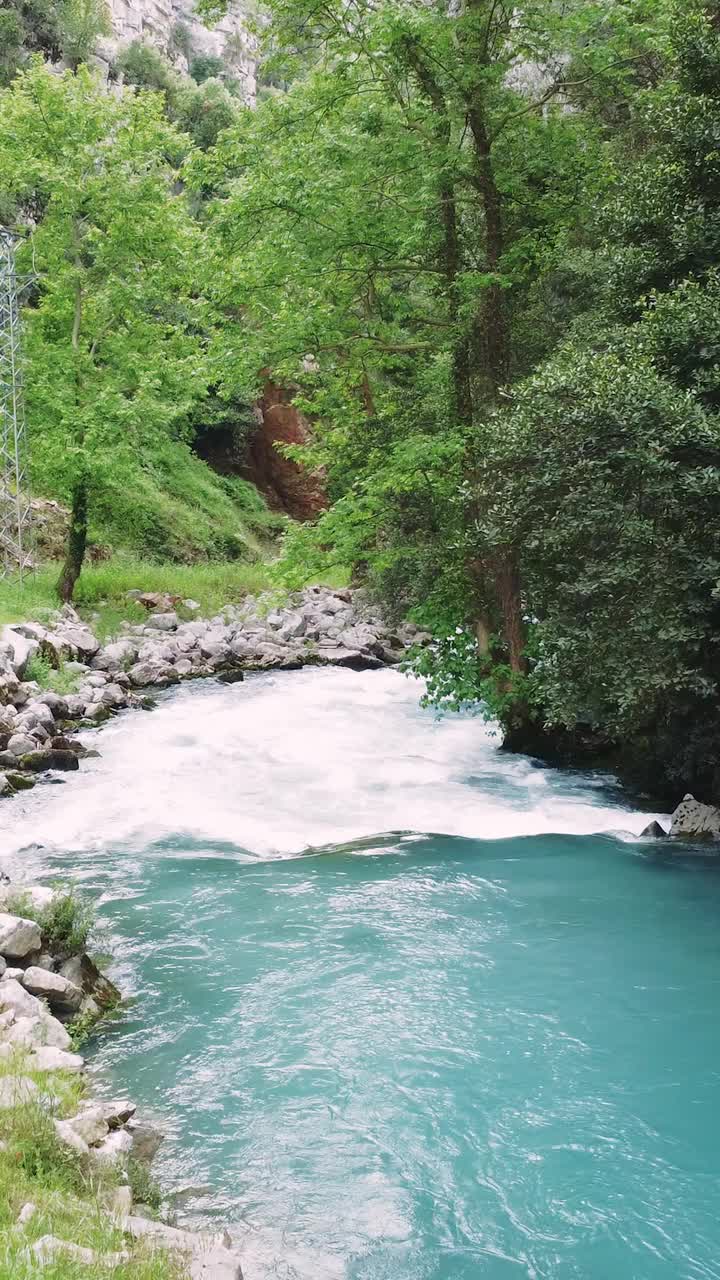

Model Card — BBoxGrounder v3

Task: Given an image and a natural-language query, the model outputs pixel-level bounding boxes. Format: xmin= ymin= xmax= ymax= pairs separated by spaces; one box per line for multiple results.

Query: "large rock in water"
xmin=670 ymin=794 xmax=720 ymax=838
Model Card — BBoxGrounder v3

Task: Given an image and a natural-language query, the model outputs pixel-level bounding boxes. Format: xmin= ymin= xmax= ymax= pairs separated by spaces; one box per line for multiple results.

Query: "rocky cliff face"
xmin=98 ymin=0 xmax=258 ymax=103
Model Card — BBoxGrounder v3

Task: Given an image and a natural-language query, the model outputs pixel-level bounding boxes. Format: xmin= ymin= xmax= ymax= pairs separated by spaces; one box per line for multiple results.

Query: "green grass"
xmin=0 ymin=557 xmax=276 ymax=633
xmin=24 ymin=654 xmax=82 ymax=695
xmin=0 ymin=1053 xmax=182 ymax=1279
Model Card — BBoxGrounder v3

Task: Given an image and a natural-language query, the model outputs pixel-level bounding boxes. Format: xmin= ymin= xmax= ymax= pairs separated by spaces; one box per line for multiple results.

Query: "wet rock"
xmin=640 ymin=820 xmax=669 ymax=839
xmin=5 ymin=771 xmax=34 ymax=793
xmin=321 ymin=647 xmax=383 ymax=671
xmin=670 ymin=794 xmax=720 ymax=839
xmin=127 ymin=1118 xmax=163 ymax=1164
xmin=58 ymin=953 xmax=121 ymax=1010
xmin=0 ymin=915 xmax=42 ymax=960
xmin=21 ymin=967 xmax=83 ymax=1018
xmin=100 ymin=1098 xmax=136 ymax=1128
xmin=218 ymin=670 xmax=245 ymax=685
xmin=21 ymin=749 xmax=80 ymax=772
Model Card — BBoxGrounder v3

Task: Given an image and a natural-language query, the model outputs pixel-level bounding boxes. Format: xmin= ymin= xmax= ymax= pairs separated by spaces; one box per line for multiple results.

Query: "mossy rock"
xmin=6 ymin=771 xmax=36 ymax=792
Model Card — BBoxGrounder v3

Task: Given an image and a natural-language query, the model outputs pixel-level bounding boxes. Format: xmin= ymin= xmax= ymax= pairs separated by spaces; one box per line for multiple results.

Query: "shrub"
xmin=8 ymin=888 xmax=95 ymax=957
xmin=189 ymin=52 xmax=224 ymax=83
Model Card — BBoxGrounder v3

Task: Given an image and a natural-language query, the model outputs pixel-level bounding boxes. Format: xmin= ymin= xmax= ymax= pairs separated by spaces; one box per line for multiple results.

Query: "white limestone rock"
xmin=21 ymin=967 xmax=83 ymax=1016
xmin=670 ymin=794 xmax=720 ymax=839
xmin=29 ymin=1046 xmax=85 ymax=1073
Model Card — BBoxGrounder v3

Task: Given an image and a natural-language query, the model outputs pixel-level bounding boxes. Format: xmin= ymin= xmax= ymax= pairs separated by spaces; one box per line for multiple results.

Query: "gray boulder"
xmin=7 ymin=733 xmax=37 ymax=757
xmin=145 ymin=612 xmax=179 ymax=632
xmin=670 ymin=794 xmax=720 ymax=839
xmin=35 ymin=691 xmax=69 ymax=718
xmin=21 ymin=967 xmax=83 ymax=1018
xmin=0 ymin=626 xmax=39 ymax=677
xmin=0 ymin=915 xmax=42 ymax=959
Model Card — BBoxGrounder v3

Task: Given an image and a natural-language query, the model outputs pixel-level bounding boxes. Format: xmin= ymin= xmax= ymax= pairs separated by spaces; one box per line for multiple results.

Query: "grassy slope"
xmin=0 ymin=1051 xmax=180 ymax=1280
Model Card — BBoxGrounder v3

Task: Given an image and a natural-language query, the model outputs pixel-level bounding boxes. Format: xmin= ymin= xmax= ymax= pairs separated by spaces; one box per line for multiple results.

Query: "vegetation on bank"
xmin=0 ymin=1052 xmax=180 ymax=1279
xmin=0 ymin=559 xmax=274 ymax=630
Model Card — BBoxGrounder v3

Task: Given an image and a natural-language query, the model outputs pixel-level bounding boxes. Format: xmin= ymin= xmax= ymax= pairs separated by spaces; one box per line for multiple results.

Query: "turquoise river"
xmin=2 ymin=668 xmax=719 ymax=1280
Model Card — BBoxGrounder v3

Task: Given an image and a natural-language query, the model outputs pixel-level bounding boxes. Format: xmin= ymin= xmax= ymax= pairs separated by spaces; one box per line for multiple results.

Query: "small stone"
xmin=17 ymin=1202 xmax=36 ymax=1226
xmin=127 ymin=1118 xmax=163 ymax=1163
xmin=21 ymin=750 xmax=80 ymax=773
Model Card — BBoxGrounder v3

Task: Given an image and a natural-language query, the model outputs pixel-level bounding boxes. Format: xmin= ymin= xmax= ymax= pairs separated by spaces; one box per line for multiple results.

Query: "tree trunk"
xmin=57 ymin=478 xmax=88 ymax=603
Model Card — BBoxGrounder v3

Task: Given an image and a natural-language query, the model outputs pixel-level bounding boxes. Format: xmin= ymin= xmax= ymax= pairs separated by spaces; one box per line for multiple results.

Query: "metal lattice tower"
xmin=0 ymin=228 xmax=32 ymax=580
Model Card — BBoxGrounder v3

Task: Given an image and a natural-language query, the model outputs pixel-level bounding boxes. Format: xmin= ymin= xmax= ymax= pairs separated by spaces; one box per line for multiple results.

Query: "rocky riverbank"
xmin=0 ymin=879 xmax=245 ymax=1278
xmin=0 ymin=585 xmax=427 ymax=797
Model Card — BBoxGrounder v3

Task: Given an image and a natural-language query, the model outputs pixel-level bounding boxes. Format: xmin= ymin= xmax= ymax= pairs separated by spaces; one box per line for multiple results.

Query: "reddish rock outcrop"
xmin=245 ymin=380 xmax=327 ymax=521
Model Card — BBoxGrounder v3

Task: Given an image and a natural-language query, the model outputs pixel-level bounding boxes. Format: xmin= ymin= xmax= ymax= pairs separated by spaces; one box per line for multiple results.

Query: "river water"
xmin=2 ymin=668 xmax=719 ymax=1280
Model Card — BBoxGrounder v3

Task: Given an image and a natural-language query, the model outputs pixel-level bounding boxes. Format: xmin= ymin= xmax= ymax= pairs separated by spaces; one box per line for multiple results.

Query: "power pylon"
xmin=0 ymin=228 xmax=32 ymax=580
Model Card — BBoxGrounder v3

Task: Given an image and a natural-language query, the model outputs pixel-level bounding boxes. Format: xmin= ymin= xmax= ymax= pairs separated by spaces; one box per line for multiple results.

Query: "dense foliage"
xmin=197 ymin=0 xmax=720 ymax=801
xmin=2 ymin=0 xmax=720 ymax=799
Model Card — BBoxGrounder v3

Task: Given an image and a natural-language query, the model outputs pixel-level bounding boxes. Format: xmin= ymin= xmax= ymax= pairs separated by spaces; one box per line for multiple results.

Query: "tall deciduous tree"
xmin=0 ymin=64 xmax=209 ymax=599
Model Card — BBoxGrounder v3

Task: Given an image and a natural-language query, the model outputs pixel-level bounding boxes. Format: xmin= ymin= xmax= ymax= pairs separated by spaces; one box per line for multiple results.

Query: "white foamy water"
xmin=0 ymin=668 xmax=662 ymax=870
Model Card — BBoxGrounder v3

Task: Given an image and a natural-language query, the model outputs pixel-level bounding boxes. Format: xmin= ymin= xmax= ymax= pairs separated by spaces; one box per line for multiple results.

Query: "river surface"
xmin=2 ymin=668 xmax=719 ymax=1280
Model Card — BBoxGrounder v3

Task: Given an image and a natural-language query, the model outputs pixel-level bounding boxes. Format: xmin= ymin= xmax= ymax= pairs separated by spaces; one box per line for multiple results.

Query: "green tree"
xmin=0 ymin=64 xmax=209 ymax=599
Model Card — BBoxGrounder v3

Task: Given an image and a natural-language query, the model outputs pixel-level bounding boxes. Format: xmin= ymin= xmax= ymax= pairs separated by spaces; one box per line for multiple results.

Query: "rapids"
xmin=3 ymin=668 xmax=719 ymax=1280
